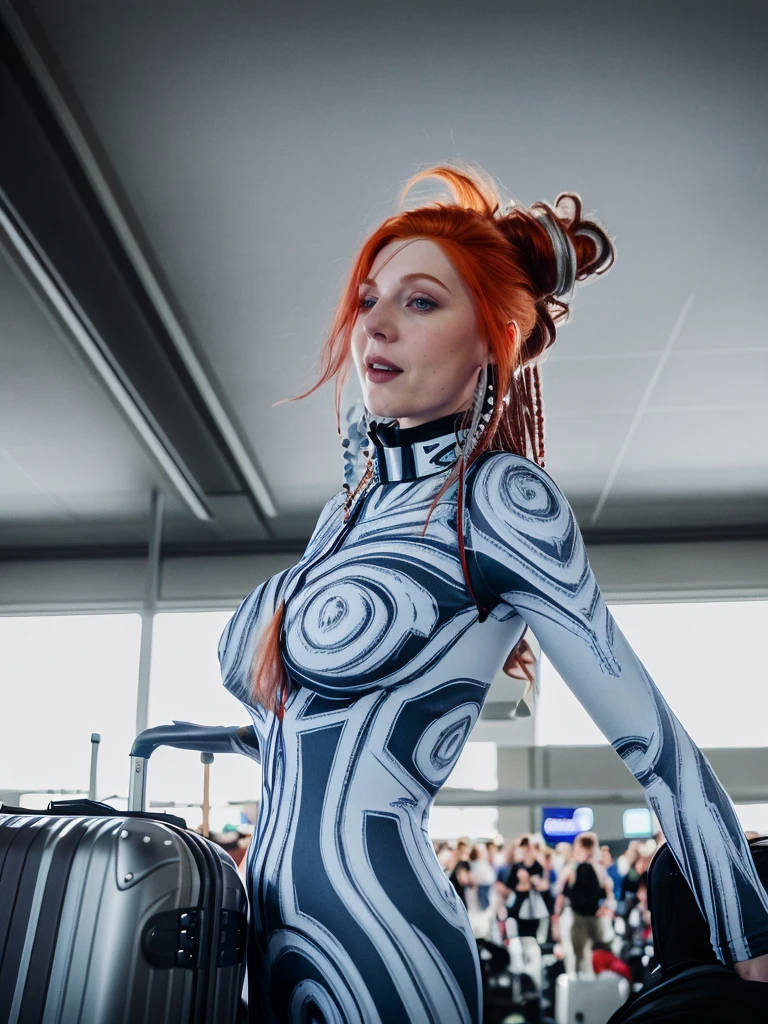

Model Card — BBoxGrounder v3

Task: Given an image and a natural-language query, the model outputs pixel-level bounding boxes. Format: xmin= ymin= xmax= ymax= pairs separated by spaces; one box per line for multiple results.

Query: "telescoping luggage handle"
xmin=128 ymin=721 xmax=259 ymax=812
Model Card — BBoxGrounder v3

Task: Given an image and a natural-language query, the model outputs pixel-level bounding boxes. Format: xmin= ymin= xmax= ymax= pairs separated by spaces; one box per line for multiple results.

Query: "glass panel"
xmin=0 ymin=614 xmax=141 ymax=799
xmin=429 ymin=807 xmax=499 ymax=841
xmin=147 ymin=611 xmax=261 ymax=809
xmin=610 ymin=600 xmax=768 ymax=748
xmin=735 ymin=804 xmax=768 ymax=834
xmin=444 ymin=741 xmax=498 ymax=790
xmin=535 ymin=599 xmax=768 ymax=747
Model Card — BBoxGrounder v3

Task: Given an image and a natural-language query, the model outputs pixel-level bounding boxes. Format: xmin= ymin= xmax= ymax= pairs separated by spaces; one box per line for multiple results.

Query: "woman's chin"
xmin=364 ymin=397 xmax=406 ymax=420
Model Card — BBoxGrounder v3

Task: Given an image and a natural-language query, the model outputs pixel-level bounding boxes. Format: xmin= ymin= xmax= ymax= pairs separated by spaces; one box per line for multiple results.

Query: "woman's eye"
xmin=410 ymin=295 xmax=437 ymax=312
xmin=357 ymin=294 xmax=437 ymax=312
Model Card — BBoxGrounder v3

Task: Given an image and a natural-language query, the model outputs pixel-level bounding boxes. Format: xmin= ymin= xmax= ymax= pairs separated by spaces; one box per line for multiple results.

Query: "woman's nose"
xmin=364 ymin=303 xmax=396 ymax=342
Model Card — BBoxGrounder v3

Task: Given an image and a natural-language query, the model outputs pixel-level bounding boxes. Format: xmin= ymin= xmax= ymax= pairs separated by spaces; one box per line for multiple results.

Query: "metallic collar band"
xmin=368 ymin=413 xmax=467 ymax=483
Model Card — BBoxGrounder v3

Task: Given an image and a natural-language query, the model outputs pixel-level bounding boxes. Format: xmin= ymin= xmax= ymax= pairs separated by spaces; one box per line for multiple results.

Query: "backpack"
xmin=566 ymin=862 xmax=605 ymax=916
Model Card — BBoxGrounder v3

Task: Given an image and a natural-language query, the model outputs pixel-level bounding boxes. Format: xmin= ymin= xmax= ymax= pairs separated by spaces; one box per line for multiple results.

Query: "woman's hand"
xmin=734 ymin=951 xmax=768 ymax=983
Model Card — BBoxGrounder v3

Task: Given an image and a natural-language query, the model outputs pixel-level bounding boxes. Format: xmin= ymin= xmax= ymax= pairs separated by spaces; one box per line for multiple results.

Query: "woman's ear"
xmin=505 ymin=320 xmax=521 ymax=351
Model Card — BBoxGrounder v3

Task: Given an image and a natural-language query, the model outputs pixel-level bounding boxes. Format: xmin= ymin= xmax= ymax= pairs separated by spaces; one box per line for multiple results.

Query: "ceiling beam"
xmin=0 ymin=5 xmax=276 ymax=529
xmin=2 ymin=520 xmax=767 ymax=564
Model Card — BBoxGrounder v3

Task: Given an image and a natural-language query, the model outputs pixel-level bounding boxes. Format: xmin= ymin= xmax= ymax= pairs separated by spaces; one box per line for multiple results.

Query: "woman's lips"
xmin=366 ymin=366 xmax=403 ymax=384
xmin=364 ymin=354 xmax=403 ymax=382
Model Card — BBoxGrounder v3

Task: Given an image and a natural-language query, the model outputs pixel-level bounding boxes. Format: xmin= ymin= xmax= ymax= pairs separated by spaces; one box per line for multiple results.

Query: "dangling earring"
xmin=464 ymin=364 xmax=495 ymax=457
xmin=340 ymin=401 xmax=374 ymax=520
xmin=339 ymin=401 xmax=369 ymax=490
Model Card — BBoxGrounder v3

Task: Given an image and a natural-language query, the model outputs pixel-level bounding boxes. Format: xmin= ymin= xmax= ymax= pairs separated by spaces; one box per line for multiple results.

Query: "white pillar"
xmin=135 ymin=490 xmax=164 ymax=738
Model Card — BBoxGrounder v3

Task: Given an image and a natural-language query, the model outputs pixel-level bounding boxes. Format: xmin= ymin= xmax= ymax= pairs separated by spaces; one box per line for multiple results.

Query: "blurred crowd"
xmin=435 ymin=830 xmax=661 ymax=981
xmin=208 ymin=819 xmax=664 ymax=973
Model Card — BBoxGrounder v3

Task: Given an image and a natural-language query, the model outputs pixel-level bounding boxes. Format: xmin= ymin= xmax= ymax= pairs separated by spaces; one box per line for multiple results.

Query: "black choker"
xmin=367 ymin=413 xmax=468 ymax=483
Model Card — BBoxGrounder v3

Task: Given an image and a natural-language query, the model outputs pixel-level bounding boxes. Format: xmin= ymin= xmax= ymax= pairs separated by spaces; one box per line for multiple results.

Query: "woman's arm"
xmin=466 ymin=453 xmax=768 ymax=969
xmin=735 ymin=954 xmax=768 ymax=982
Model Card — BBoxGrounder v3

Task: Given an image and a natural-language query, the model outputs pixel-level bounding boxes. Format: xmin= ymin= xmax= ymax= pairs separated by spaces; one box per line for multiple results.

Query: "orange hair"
xmin=252 ymin=163 xmax=615 ymax=714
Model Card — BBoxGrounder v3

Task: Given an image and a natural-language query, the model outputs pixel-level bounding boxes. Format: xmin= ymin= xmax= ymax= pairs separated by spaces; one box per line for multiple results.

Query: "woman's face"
xmin=351 ymin=238 xmax=488 ymax=428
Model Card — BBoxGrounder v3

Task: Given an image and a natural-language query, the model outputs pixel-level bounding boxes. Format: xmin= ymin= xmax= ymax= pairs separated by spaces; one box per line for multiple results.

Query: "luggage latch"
xmin=218 ymin=909 xmax=247 ymax=966
xmin=142 ymin=908 xmax=202 ymax=969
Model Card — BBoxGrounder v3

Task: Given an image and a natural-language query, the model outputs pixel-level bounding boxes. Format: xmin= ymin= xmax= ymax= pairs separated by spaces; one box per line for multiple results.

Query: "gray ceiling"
xmin=1 ymin=0 xmax=766 ymax=555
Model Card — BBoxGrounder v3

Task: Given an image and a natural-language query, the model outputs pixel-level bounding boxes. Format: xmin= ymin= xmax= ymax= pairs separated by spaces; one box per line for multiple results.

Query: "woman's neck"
xmin=367 ymin=410 xmax=468 ymax=483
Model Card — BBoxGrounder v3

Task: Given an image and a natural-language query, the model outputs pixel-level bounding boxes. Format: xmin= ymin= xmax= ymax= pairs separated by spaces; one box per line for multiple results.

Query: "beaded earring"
xmin=339 ymin=401 xmax=375 ymax=521
xmin=464 ymin=364 xmax=495 ymax=457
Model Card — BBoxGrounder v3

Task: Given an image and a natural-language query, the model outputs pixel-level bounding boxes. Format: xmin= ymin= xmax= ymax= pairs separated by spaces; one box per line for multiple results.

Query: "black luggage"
xmin=0 ymin=721 xmax=258 ymax=1024
xmin=607 ymin=835 xmax=768 ymax=1022
xmin=476 ymin=939 xmax=541 ymax=1023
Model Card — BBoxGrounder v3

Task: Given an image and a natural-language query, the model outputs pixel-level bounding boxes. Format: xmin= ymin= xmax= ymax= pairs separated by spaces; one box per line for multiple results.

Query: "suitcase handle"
xmin=128 ymin=721 xmax=259 ymax=813
xmin=130 ymin=721 xmax=259 ymax=759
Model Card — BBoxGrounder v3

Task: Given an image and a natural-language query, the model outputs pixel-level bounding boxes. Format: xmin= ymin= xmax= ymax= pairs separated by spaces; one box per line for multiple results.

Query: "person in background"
xmin=541 ymin=846 xmax=559 ymax=895
xmin=469 ymin=842 xmax=497 ymax=911
xmin=496 ymin=839 xmax=517 ymax=882
xmin=497 ymin=835 xmax=552 ymax=940
xmin=622 ymin=848 xmax=653 ymax=912
xmin=625 ymin=877 xmax=652 ymax=949
xmin=617 ymin=840 xmax=641 ymax=892
xmin=465 ymin=843 xmax=501 ymax=939
xmin=601 ymin=844 xmax=625 ymax=903
xmin=494 ymin=835 xmax=550 ymax=984
xmin=449 ymin=838 xmax=474 ymax=906
xmin=433 ymin=839 xmax=451 ymax=870
xmin=489 ymin=835 xmax=506 ymax=872
xmin=553 ymin=841 xmax=573 ymax=876
xmin=555 ymin=831 xmax=614 ymax=975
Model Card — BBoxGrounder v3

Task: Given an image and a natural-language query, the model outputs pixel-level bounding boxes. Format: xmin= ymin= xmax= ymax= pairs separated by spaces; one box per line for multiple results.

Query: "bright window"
xmin=444 ymin=741 xmax=498 ymax=790
xmin=0 ymin=614 xmax=141 ymax=798
xmin=429 ymin=807 xmax=499 ymax=841
xmin=146 ymin=611 xmax=260 ymax=812
xmin=735 ymin=805 xmax=768 ymax=835
xmin=535 ymin=600 xmax=768 ymax=747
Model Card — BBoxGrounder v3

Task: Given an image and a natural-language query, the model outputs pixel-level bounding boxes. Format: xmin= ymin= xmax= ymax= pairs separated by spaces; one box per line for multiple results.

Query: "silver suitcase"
xmin=555 ymin=971 xmax=631 ymax=1024
xmin=0 ymin=722 xmax=257 ymax=1023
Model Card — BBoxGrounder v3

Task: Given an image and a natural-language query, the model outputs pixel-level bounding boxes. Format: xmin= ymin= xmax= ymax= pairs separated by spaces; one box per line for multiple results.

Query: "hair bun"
xmin=551 ymin=192 xmax=614 ymax=281
xmin=498 ymin=193 xmax=615 ymax=312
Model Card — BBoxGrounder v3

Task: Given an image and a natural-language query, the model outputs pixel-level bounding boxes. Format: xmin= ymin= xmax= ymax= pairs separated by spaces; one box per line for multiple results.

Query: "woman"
xmin=498 ymin=834 xmax=553 ymax=941
xmin=218 ymin=164 xmax=768 ymax=1023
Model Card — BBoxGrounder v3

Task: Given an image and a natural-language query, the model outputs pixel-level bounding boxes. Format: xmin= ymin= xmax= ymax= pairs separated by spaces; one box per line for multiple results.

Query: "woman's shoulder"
xmin=465 ymin=449 xmax=578 ymax=545
xmin=303 ymin=488 xmax=347 ymax=554
xmin=467 ymin=450 xmax=569 ymax=509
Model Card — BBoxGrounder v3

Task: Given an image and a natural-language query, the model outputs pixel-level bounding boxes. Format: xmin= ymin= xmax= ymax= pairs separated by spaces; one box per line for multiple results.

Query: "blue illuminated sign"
xmin=541 ymin=806 xmax=594 ymax=844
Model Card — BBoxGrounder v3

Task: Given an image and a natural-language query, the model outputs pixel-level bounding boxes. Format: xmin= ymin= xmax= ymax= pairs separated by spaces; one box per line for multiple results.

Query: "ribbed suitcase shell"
xmin=0 ymin=812 xmax=247 ymax=1024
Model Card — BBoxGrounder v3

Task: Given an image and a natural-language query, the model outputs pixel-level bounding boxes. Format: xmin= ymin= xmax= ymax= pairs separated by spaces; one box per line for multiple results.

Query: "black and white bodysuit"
xmin=218 ymin=413 xmax=768 ymax=1024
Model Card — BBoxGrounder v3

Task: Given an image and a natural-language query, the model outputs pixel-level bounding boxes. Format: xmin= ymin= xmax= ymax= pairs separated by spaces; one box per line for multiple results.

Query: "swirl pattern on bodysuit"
xmin=220 ymin=476 xmax=513 ymax=1024
xmin=219 ymin=448 xmax=768 ymax=1024
xmin=465 ymin=451 xmax=768 ymax=967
